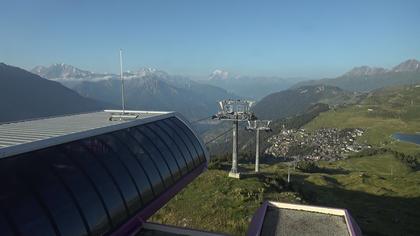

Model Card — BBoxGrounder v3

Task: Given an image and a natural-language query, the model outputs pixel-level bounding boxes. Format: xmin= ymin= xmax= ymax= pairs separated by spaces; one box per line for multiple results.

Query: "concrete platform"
xmin=228 ymin=171 xmax=242 ymax=179
xmin=261 ymin=207 xmax=349 ymax=236
xmin=247 ymin=201 xmax=362 ymax=236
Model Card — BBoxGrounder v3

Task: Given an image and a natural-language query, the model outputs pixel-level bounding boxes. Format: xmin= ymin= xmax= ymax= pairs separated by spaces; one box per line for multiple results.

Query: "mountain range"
xmin=203 ymin=69 xmax=300 ymax=100
xmin=32 ymin=63 xmax=98 ymax=80
xmin=0 ymin=63 xmax=105 ymax=123
xmin=252 ymin=85 xmax=362 ymax=120
xmin=293 ymin=59 xmax=420 ymax=91
xmin=31 ymin=64 xmax=238 ymax=120
xmin=5 ymin=58 xmax=418 ymax=123
xmin=32 ymin=65 xmax=297 ymax=101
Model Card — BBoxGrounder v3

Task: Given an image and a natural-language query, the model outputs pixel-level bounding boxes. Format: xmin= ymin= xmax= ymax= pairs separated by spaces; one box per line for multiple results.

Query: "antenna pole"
xmin=119 ymin=49 xmax=126 ymax=113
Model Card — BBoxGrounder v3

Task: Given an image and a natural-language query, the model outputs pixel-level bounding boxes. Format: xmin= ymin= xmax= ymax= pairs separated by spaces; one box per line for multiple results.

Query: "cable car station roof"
xmin=0 ymin=110 xmax=173 ymax=158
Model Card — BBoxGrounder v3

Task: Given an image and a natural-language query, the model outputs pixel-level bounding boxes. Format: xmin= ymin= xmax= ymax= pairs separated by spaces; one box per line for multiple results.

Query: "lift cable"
xmin=190 ymin=116 xmax=213 ymax=124
xmin=205 ymin=128 xmax=233 ymax=145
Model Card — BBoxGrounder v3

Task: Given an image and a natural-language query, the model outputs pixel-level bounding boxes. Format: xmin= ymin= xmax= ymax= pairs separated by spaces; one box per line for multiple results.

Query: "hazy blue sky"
xmin=1 ymin=0 xmax=419 ymax=78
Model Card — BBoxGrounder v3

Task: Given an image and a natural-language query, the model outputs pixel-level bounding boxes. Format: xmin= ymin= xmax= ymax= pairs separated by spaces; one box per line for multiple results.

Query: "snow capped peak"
xmin=31 ymin=63 xmax=93 ymax=80
xmin=132 ymin=67 xmax=168 ymax=79
xmin=136 ymin=67 xmax=157 ymax=76
xmin=31 ymin=63 xmax=173 ymax=83
xmin=209 ymin=69 xmax=230 ymax=80
xmin=31 ymin=65 xmax=46 ymax=74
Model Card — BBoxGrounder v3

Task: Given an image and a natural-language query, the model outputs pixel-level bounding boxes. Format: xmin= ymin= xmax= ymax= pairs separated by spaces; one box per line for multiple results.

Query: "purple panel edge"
xmin=110 ymin=162 xmax=207 ymax=236
xmin=344 ymin=209 xmax=363 ymax=236
xmin=246 ymin=200 xmax=269 ymax=236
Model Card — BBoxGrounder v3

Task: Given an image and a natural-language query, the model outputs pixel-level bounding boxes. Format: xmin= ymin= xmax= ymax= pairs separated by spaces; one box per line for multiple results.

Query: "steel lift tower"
xmin=246 ymin=120 xmax=272 ymax=173
xmin=213 ymin=99 xmax=256 ymax=178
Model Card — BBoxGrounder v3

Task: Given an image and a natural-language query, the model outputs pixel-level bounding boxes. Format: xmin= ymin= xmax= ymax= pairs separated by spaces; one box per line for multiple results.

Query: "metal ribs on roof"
xmin=0 ymin=111 xmax=172 ymax=158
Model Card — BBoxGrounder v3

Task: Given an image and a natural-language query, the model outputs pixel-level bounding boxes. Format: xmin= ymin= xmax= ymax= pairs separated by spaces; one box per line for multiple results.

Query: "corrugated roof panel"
xmin=0 ymin=111 xmax=173 ymax=158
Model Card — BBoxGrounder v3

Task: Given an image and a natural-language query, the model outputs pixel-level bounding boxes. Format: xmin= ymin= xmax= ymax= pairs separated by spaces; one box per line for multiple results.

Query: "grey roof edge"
xmin=0 ymin=111 xmax=178 ymax=159
xmin=0 ymin=109 xmax=105 ymax=126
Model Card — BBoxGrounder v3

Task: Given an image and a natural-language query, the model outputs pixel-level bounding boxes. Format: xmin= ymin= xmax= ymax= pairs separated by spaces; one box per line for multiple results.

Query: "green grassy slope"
xmin=298 ymin=85 xmax=420 ymax=235
xmin=292 ymin=69 xmax=420 ymax=92
xmin=150 ymin=154 xmax=420 ymax=236
xmin=150 ymin=166 xmax=303 ymax=235
xmin=290 ymin=155 xmax=420 ymax=236
xmin=252 ymin=84 xmax=361 ymax=120
xmin=305 ymin=85 xmax=420 ymax=154
xmin=150 ymin=85 xmax=420 ymax=236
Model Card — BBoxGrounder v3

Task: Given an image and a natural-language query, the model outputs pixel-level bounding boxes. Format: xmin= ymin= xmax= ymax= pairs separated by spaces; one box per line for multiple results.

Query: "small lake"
xmin=392 ymin=132 xmax=420 ymax=145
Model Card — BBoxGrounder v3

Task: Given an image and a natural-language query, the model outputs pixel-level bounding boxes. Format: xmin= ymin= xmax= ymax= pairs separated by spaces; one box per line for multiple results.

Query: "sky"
xmin=1 ymin=0 xmax=419 ymax=79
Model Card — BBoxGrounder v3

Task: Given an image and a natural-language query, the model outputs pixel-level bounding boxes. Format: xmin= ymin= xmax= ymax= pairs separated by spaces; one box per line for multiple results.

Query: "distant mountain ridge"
xmin=32 ymin=63 xmax=98 ymax=80
xmin=0 ymin=63 xmax=105 ymax=122
xmin=31 ymin=64 xmax=167 ymax=82
xmin=33 ymin=65 xmax=299 ymax=101
xmin=73 ymin=76 xmax=237 ymax=120
xmin=293 ymin=59 xmax=420 ymax=91
xmin=342 ymin=66 xmax=388 ymax=77
xmin=392 ymin=59 xmax=420 ymax=72
xmin=253 ymin=85 xmax=361 ymax=120
xmin=32 ymin=64 xmax=238 ymax=120
xmin=204 ymin=69 xmax=301 ymax=100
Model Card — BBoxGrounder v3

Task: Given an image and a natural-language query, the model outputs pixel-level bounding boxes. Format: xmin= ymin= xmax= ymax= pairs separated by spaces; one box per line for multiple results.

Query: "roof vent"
xmin=105 ymin=110 xmax=139 ymax=121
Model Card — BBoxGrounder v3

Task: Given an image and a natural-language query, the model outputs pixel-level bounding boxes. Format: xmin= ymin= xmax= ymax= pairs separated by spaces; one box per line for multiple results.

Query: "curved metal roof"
xmin=0 ymin=110 xmax=209 ymax=161
xmin=0 ymin=111 xmax=176 ymax=159
xmin=0 ymin=111 xmax=208 ymax=236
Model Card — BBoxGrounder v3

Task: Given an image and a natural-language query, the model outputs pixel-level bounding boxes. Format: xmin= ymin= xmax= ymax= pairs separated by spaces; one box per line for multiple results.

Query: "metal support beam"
xmin=246 ymin=120 xmax=271 ymax=174
xmin=229 ymin=120 xmax=241 ymax=178
xmin=255 ymin=129 xmax=260 ymax=172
